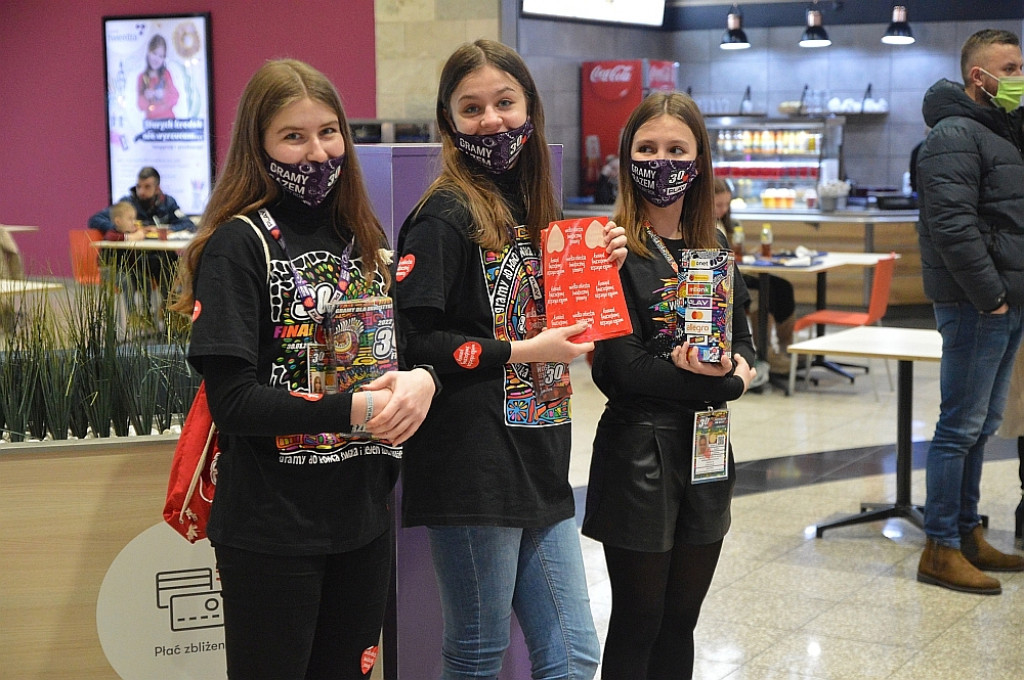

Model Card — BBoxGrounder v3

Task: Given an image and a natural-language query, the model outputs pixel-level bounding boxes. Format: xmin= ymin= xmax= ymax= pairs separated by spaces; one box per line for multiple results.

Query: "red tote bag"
xmin=163 ymin=382 xmax=219 ymax=543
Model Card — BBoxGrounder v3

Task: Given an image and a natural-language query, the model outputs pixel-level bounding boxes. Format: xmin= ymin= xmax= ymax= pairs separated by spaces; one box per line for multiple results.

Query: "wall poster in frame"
xmin=102 ymin=13 xmax=213 ymax=216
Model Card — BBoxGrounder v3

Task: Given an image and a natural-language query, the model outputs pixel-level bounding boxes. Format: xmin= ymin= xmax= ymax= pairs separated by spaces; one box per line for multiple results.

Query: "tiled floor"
xmin=568 ymin=311 xmax=1024 ymax=680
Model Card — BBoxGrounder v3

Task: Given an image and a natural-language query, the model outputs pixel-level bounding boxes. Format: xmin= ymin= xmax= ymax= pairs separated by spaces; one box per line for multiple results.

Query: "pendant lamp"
xmin=799 ymin=3 xmax=831 ymax=48
xmin=881 ymin=5 xmax=915 ymax=45
xmin=720 ymin=5 xmax=751 ymax=50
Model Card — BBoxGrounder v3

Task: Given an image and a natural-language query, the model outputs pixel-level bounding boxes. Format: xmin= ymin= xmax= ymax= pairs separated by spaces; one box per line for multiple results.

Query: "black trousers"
xmin=214 ymin=528 xmax=392 ymax=680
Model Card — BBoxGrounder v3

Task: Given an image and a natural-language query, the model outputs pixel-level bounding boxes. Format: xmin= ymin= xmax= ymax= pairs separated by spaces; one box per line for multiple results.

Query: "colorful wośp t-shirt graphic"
xmin=266 ymin=249 xmax=399 ymax=460
xmin=482 ymin=224 xmax=570 ymax=428
xmin=649 ymin=274 xmax=680 ymax=360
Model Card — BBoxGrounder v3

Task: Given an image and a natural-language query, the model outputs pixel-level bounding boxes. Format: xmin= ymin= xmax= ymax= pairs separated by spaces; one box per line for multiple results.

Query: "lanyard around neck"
xmin=256 ymin=207 xmax=354 ymax=326
xmin=644 ymin=222 xmax=680 ymax=275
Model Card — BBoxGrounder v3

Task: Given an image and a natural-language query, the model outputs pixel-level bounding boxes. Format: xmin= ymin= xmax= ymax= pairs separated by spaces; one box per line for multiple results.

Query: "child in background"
xmin=108 ymin=201 xmax=145 ymax=242
xmin=104 ymin=200 xmax=150 ymax=320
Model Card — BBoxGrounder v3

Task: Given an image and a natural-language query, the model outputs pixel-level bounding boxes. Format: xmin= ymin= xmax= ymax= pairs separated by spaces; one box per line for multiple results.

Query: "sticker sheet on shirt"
xmin=692 ymin=408 xmax=729 ymax=483
xmin=482 ymin=224 xmax=570 ymax=428
xmin=263 ymin=249 xmax=399 ymax=462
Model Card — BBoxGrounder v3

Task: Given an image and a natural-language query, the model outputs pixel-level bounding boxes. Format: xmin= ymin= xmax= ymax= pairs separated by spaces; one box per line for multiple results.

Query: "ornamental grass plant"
xmin=0 ymin=263 xmax=198 ymax=444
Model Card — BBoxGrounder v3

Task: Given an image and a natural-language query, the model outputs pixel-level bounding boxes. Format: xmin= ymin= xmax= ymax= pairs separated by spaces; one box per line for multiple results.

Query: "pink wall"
xmin=0 ymin=0 xmax=377 ymax=276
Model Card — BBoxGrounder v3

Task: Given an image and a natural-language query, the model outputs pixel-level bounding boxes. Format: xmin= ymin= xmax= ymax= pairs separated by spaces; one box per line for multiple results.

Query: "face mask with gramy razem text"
xmin=265 ymin=154 xmax=346 ymax=207
xmin=453 ymin=119 xmax=534 ymax=174
xmin=979 ymin=69 xmax=1024 ymax=113
xmin=630 ymin=158 xmax=700 ymax=208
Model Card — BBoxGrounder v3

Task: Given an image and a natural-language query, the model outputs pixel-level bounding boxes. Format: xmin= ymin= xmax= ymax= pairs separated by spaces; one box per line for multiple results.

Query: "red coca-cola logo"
xmin=590 ymin=64 xmax=633 ymax=83
xmin=586 ymin=62 xmax=640 ymax=102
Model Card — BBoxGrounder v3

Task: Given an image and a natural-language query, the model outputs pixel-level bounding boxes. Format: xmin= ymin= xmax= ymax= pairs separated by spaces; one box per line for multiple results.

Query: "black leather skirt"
xmin=582 ymin=400 xmax=735 ymax=552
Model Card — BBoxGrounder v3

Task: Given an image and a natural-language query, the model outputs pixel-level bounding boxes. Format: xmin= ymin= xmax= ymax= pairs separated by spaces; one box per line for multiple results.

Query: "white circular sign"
xmin=96 ymin=523 xmax=226 ymax=679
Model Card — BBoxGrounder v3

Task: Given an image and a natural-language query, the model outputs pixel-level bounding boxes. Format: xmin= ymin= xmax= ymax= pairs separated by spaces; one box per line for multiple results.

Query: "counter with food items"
xmin=730 ymin=205 xmax=922 ymax=307
xmin=562 ymin=201 xmax=922 ymax=307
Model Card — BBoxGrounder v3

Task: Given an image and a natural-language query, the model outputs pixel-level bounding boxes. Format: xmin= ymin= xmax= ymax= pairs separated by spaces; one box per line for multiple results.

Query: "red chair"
xmin=793 ymin=253 xmax=897 ymax=384
xmin=69 ymin=229 xmax=103 ymax=285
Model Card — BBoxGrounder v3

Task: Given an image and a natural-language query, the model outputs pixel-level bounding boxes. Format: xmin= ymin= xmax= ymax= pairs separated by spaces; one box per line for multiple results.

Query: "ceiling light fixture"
xmin=799 ymin=2 xmax=831 ymax=48
xmin=720 ymin=4 xmax=751 ymax=50
xmin=881 ymin=5 xmax=915 ymax=45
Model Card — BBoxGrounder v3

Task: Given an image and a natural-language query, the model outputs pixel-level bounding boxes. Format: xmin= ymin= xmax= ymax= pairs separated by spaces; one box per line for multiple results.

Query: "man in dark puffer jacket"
xmin=915 ymin=29 xmax=1024 ymax=596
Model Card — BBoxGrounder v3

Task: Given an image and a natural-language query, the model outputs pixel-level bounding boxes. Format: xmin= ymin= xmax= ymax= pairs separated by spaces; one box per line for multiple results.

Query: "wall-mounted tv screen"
xmin=521 ymin=0 xmax=666 ymax=28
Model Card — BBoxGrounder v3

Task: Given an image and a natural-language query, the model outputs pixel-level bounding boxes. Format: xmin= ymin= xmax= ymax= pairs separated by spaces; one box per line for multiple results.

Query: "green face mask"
xmin=979 ymin=69 xmax=1024 ymax=113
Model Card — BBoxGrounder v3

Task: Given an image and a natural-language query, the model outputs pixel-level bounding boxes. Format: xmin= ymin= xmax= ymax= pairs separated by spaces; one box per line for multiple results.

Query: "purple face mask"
xmin=265 ymin=154 xmax=346 ymax=207
xmin=453 ymin=119 xmax=534 ymax=174
xmin=630 ymin=158 xmax=700 ymax=208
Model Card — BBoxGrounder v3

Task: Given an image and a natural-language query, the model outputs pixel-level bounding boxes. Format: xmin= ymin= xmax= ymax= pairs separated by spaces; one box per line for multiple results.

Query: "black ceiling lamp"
xmin=882 ymin=5 xmax=915 ymax=45
xmin=799 ymin=2 xmax=831 ymax=48
xmin=720 ymin=4 xmax=751 ymax=50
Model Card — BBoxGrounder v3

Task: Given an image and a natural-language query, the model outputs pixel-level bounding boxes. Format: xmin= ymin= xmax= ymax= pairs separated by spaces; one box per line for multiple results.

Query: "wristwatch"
xmin=413 ymin=364 xmax=443 ymax=397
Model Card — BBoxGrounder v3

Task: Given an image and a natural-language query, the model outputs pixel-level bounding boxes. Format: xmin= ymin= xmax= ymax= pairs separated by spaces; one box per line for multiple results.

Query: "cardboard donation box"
xmin=542 ymin=217 xmax=632 ymax=343
xmin=675 ymin=249 xmax=734 ymax=362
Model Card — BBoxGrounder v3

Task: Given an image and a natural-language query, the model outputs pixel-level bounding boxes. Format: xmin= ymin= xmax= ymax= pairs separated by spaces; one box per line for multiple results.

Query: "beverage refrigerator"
xmin=580 ymin=59 xmax=679 ymax=197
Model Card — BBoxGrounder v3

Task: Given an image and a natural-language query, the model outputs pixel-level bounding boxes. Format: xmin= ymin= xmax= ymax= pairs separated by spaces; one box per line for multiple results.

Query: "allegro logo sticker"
xmin=454 ymin=342 xmax=482 ymax=369
xmin=396 ymin=254 xmax=416 ymax=281
xmin=191 ymin=300 xmax=202 ymax=322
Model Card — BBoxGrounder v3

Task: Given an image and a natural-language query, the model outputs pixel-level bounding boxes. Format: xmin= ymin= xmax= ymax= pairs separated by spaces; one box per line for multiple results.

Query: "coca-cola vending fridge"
xmin=580 ymin=59 xmax=679 ymax=198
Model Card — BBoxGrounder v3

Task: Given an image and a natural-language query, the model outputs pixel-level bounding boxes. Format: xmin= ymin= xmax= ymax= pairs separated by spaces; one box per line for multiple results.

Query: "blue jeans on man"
xmin=427 ymin=518 xmax=600 ymax=680
xmin=925 ymin=301 xmax=1024 ymax=547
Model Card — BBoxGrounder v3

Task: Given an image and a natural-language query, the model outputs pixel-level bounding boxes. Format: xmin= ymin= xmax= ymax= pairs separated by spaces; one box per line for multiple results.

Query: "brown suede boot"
xmin=960 ymin=524 xmax=1024 ymax=572
xmin=917 ymin=538 xmax=1002 ymax=595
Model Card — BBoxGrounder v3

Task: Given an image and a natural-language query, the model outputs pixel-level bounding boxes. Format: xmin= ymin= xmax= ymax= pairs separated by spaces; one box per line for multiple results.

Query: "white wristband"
xmin=363 ymin=391 xmax=374 ymax=424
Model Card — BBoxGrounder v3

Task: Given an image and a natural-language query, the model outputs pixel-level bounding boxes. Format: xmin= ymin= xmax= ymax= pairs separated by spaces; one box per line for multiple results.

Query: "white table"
xmin=0 ymin=224 xmax=40 ymax=233
xmin=738 ymin=251 xmax=898 ymax=392
xmin=91 ymin=237 xmax=193 ymax=252
xmin=0 ymin=279 xmax=63 ymax=296
xmin=786 ymin=326 xmax=941 ymax=537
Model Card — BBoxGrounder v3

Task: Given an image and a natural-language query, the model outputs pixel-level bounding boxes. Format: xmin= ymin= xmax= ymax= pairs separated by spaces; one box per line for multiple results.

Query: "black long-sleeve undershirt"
xmin=198 ymin=355 xmax=355 ymax=437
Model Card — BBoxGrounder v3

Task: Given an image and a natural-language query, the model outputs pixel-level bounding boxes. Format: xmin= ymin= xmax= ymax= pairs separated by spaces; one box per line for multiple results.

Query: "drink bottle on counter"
xmin=760 ymin=223 xmax=773 ymax=259
xmin=732 ymin=224 xmax=745 ymax=261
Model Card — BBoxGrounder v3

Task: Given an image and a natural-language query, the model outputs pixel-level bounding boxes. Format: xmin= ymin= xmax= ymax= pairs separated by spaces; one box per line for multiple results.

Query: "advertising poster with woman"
xmin=103 ymin=14 xmax=213 ymax=215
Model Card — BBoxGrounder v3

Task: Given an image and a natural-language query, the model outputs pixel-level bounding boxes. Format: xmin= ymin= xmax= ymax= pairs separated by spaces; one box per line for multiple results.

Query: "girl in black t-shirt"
xmin=583 ymin=92 xmax=757 ymax=680
xmin=171 ymin=59 xmax=437 ymax=680
xmin=395 ymin=40 xmax=625 ymax=679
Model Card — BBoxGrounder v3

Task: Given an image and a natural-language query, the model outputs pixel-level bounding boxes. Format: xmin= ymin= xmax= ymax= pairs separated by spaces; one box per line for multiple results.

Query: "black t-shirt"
xmin=395 ymin=187 xmax=575 ymax=528
xmin=188 ymin=196 xmax=400 ymax=555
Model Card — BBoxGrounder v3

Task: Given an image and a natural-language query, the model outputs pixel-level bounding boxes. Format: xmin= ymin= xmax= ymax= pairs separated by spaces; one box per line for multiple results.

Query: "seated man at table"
xmin=88 ymin=166 xmax=194 ymax=235
xmin=88 ymin=167 xmax=192 ymax=321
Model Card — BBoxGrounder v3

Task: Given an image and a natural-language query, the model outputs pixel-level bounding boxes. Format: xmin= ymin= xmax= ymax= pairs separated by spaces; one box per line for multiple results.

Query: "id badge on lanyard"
xmin=692 ymin=407 xmax=730 ymax=484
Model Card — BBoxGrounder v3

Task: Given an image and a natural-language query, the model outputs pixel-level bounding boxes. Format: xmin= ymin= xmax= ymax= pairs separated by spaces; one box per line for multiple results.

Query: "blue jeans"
xmin=427 ymin=519 xmax=600 ymax=680
xmin=925 ymin=301 xmax=1024 ymax=547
